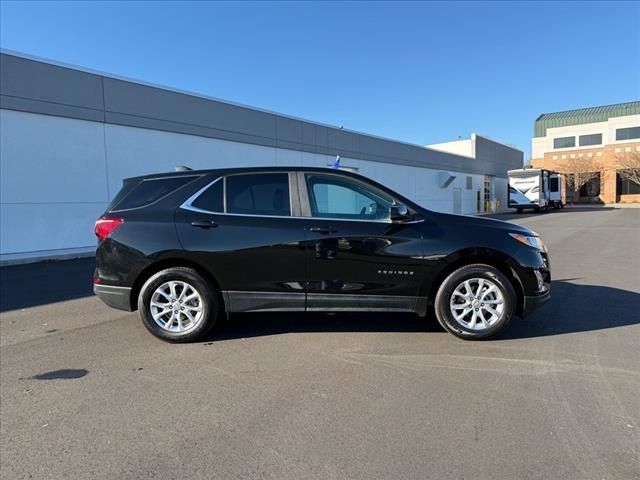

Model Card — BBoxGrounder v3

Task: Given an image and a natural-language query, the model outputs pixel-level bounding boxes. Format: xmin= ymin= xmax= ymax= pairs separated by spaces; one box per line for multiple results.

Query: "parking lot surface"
xmin=1 ymin=208 xmax=639 ymax=480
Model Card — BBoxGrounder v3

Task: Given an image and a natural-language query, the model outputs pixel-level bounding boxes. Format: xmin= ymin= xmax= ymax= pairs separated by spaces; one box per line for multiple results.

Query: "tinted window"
xmin=113 ymin=176 xmax=195 ymax=210
xmin=305 ymin=174 xmax=394 ymax=220
xmin=550 ymin=177 xmax=559 ymax=192
xmin=192 ymin=179 xmax=223 ymax=212
xmin=616 ymin=127 xmax=640 ymax=141
xmin=553 ymin=136 xmax=575 ymax=149
xmin=226 ymin=173 xmax=291 ymax=216
xmin=578 ymin=133 xmax=602 ymax=146
xmin=579 ymin=174 xmax=601 ymax=197
xmin=617 ymin=171 xmax=640 ymax=195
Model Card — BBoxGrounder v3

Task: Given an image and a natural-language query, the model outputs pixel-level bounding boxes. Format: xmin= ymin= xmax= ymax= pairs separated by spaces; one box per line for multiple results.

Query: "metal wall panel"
xmin=0 ymin=52 xmax=523 ymax=177
xmin=0 ymin=54 xmax=104 ymax=111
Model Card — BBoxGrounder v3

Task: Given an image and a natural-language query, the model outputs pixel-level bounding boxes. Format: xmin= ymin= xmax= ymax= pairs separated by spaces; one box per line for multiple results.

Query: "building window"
xmin=466 ymin=176 xmax=472 ymax=190
xmin=553 ymin=136 xmax=575 ymax=149
xmin=616 ymin=171 xmax=640 ymax=195
xmin=578 ymin=133 xmax=602 ymax=147
xmin=616 ymin=127 xmax=640 ymax=141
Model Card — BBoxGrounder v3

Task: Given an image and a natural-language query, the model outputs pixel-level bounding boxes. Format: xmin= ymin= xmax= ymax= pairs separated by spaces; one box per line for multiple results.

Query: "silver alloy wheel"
xmin=150 ymin=281 xmax=203 ymax=333
xmin=450 ymin=277 xmax=505 ymax=331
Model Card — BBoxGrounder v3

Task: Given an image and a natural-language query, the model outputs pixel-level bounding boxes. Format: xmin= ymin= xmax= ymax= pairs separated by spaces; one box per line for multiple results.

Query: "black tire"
xmin=560 ymin=202 xmax=564 ymax=209
xmin=434 ymin=264 xmax=516 ymax=340
xmin=516 ymin=208 xmax=523 ymax=214
xmin=137 ymin=267 xmax=218 ymax=342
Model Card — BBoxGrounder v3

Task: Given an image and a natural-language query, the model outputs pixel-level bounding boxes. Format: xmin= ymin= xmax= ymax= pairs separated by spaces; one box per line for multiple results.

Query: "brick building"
xmin=531 ymin=101 xmax=640 ymax=204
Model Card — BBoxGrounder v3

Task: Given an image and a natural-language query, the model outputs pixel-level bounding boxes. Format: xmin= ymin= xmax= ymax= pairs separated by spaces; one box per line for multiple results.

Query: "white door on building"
xmin=453 ymin=188 xmax=462 ymax=214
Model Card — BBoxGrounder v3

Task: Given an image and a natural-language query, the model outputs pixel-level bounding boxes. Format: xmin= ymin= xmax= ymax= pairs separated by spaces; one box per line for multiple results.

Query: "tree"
xmin=561 ymin=157 xmax=601 ymax=198
xmin=616 ymin=151 xmax=640 ymax=186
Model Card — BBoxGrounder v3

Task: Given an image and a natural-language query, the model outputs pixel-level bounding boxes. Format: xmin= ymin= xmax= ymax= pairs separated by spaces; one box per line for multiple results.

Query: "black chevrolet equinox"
xmin=94 ymin=167 xmax=550 ymax=342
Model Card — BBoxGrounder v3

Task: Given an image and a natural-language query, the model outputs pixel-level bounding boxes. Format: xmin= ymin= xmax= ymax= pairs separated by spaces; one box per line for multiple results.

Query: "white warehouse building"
xmin=0 ymin=51 xmax=523 ymax=264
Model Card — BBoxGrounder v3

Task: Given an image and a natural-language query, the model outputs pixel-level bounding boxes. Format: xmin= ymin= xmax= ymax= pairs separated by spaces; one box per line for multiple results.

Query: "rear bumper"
xmin=523 ymin=289 xmax=551 ymax=316
xmin=94 ymin=284 xmax=133 ymax=311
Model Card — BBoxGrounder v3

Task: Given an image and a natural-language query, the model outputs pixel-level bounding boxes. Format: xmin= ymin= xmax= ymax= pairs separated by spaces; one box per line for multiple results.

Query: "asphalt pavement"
xmin=1 ymin=207 xmax=639 ymax=480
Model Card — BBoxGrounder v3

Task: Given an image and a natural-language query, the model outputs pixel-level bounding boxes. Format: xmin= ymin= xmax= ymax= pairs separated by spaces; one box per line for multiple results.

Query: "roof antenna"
xmin=175 ymin=165 xmax=192 ymax=172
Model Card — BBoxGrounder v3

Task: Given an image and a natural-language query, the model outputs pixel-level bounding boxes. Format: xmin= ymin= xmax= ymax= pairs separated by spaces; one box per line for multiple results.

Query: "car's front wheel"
xmin=138 ymin=267 xmax=218 ymax=342
xmin=434 ymin=264 xmax=516 ymax=340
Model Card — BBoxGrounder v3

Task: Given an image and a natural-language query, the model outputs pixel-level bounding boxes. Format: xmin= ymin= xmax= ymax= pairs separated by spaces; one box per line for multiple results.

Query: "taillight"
xmin=95 ymin=217 xmax=123 ymax=241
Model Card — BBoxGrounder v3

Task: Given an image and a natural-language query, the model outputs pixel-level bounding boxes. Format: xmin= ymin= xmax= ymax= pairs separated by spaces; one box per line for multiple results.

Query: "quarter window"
xmin=226 ymin=173 xmax=291 ymax=216
xmin=553 ymin=136 xmax=575 ymax=149
xmin=112 ymin=176 xmax=196 ymax=210
xmin=305 ymin=174 xmax=394 ymax=221
xmin=616 ymin=127 xmax=640 ymax=141
xmin=192 ymin=179 xmax=223 ymax=212
xmin=578 ymin=133 xmax=602 ymax=147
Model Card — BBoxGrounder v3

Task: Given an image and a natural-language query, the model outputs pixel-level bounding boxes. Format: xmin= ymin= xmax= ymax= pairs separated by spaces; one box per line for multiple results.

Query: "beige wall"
xmin=532 ymin=114 xmax=640 ymax=159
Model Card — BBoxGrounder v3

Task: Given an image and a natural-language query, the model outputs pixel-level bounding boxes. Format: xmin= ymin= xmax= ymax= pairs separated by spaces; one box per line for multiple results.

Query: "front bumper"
xmin=94 ymin=284 xmax=133 ymax=311
xmin=522 ymin=288 xmax=551 ymax=316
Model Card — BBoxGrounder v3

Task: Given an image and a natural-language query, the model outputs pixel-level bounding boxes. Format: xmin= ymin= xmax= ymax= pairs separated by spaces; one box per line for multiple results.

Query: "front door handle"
xmin=309 ymin=226 xmax=337 ymax=234
xmin=191 ymin=220 xmax=218 ymax=229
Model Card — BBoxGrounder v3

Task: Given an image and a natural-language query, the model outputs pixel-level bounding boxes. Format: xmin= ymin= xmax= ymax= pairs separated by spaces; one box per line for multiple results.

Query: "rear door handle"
xmin=191 ymin=220 xmax=218 ymax=229
xmin=309 ymin=226 xmax=337 ymax=234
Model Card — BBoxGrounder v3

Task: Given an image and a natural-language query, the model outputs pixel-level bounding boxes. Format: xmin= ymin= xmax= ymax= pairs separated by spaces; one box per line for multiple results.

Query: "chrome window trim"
xmin=180 ymin=176 xmax=224 ymax=214
xmin=180 ymin=173 xmax=424 ymax=224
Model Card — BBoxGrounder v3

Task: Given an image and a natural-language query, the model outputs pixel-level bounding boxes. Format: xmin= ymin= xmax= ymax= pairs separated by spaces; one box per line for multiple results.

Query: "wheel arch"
xmin=426 ymin=248 xmax=525 ymax=316
xmin=129 ymin=257 xmax=224 ymax=312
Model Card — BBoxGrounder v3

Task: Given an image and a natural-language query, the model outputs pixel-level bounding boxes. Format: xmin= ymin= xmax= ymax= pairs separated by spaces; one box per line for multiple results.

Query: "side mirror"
xmin=390 ymin=203 xmax=410 ymax=222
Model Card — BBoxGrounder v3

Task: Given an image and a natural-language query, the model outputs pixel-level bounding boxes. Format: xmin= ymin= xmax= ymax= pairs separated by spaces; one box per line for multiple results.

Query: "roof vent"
xmin=175 ymin=165 xmax=192 ymax=172
xmin=438 ymin=171 xmax=456 ymax=188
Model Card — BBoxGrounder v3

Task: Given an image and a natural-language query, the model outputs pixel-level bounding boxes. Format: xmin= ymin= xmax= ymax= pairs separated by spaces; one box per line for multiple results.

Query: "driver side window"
xmin=305 ymin=174 xmax=393 ymax=221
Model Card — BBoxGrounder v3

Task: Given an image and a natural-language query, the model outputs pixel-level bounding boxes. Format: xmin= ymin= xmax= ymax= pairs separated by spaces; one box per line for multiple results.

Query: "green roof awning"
xmin=534 ymin=101 xmax=640 ymax=137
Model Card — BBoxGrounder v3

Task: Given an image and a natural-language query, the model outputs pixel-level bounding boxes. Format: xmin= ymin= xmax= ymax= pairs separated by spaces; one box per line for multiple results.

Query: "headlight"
xmin=509 ymin=233 xmax=547 ymax=251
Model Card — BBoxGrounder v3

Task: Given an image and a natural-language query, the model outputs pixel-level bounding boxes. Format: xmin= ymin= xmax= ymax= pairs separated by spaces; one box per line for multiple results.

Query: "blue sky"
xmin=1 ymin=1 xmax=639 ymax=158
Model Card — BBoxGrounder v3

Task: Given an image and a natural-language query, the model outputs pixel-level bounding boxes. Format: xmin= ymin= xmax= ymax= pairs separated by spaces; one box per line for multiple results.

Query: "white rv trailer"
xmin=508 ymin=168 xmax=565 ymax=212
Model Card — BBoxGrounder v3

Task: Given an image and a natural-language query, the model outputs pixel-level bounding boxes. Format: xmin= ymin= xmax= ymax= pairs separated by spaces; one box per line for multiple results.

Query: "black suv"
xmin=94 ymin=167 xmax=550 ymax=341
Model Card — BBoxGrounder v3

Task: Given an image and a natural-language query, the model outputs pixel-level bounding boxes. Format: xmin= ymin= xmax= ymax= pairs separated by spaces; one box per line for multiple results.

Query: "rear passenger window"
xmin=226 ymin=173 xmax=290 ymax=216
xmin=192 ymin=179 xmax=223 ymax=212
xmin=113 ymin=176 xmax=196 ymax=210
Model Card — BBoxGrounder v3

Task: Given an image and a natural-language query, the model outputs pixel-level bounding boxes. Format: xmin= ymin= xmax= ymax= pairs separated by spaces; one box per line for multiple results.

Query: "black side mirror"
xmin=390 ymin=203 xmax=410 ymax=222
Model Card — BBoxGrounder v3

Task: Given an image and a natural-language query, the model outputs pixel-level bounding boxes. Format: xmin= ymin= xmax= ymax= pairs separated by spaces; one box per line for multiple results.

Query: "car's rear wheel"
xmin=138 ymin=267 xmax=218 ymax=342
xmin=434 ymin=264 xmax=516 ymax=340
